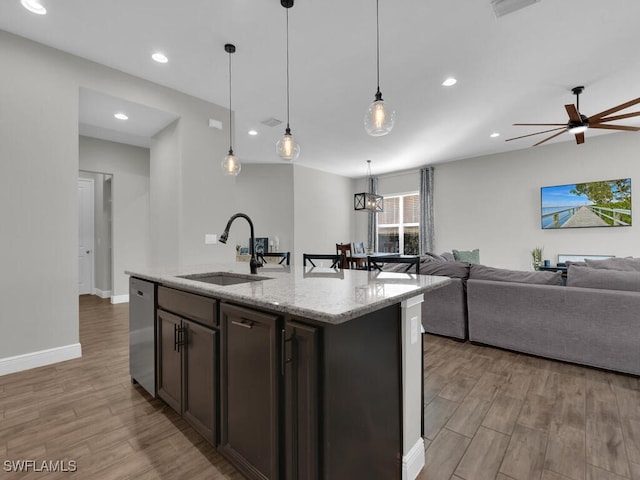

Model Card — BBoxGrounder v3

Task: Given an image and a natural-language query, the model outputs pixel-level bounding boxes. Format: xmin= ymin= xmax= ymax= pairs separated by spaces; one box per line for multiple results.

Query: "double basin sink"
xmin=178 ymin=272 xmax=269 ymax=286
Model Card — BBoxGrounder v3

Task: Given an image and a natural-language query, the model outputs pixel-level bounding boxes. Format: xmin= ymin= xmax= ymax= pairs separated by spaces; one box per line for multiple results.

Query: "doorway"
xmin=78 ymin=177 xmax=94 ymax=295
xmin=78 ymin=171 xmax=113 ymax=298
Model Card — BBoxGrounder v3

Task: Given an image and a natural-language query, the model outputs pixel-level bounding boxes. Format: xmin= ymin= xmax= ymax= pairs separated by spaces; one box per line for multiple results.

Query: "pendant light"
xmin=354 ymin=160 xmax=384 ymax=212
xmin=364 ymin=0 xmax=395 ymax=137
xmin=276 ymin=0 xmax=300 ymax=162
xmin=221 ymin=43 xmax=241 ymax=176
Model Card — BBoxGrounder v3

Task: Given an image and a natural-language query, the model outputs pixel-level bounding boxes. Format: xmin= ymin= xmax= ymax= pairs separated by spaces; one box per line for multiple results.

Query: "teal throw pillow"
xmin=452 ymin=248 xmax=480 ymax=264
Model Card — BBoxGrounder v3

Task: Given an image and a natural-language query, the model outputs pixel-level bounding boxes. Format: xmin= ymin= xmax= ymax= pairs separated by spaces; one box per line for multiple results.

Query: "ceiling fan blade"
xmin=565 ymin=104 xmax=581 ymax=122
xmin=533 ymin=130 xmax=567 ymax=146
xmin=513 ymin=123 xmax=566 ymax=126
xmin=589 ymin=124 xmax=640 ymax=132
xmin=505 ymin=127 xmax=566 ymax=142
xmin=588 ymin=97 xmax=640 ymax=123
xmin=592 ymin=111 xmax=640 ymax=123
xmin=575 ymin=132 xmax=585 ymax=144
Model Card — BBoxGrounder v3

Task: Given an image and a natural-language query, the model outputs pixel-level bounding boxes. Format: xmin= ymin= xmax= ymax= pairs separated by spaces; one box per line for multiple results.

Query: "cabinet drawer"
xmin=158 ymin=286 xmax=217 ymax=327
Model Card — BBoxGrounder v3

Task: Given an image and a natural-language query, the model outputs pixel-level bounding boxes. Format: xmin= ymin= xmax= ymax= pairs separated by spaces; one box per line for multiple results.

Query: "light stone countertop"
xmin=126 ymin=263 xmax=451 ymax=325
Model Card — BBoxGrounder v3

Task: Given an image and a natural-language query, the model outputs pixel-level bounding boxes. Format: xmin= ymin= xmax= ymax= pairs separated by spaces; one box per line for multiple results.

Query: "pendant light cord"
xmin=376 ymin=0 xmax=380 ymax=93
xmin=286 ymin=8 xmax=291 ymax=130
xmin=228 ymin=49 xmax=233 ymax=153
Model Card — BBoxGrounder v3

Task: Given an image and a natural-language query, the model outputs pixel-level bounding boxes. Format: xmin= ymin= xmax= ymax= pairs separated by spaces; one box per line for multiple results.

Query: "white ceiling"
xmin=2 ymin=0 xmax=640 ymax=178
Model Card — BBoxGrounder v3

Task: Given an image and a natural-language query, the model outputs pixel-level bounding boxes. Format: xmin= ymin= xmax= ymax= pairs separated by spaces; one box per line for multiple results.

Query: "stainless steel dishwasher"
xmin=129 ymin=277 xmax=156 ymax=397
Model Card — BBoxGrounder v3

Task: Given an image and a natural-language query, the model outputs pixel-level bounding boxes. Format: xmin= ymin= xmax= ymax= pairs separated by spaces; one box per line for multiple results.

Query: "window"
xmin=377 ymin=193 xmax=419 ymax=254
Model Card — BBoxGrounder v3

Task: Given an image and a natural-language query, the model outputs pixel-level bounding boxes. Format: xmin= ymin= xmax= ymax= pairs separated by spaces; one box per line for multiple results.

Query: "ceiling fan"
xmin=506 ymin=86 xmax=640 ymax=146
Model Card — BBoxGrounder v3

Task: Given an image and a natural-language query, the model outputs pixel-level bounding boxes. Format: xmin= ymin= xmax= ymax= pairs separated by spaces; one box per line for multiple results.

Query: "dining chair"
xmin=367 ymin=255 xmax=420 ymax=274
xmin=258 ymin=251 xmax=290 ymax=265
xmin=336 ymin=243 xmax=354 ymax=269
xmin=303 ymin=253 xmax=343 ymax=268
xmin=352 ymin=242 xmax=366 ymax=254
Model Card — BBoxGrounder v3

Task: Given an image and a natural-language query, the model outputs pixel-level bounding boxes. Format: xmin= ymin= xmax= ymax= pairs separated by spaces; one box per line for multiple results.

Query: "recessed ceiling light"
xmin=490 ymin=132 xmax=500 ymax=138
xmin=21 ymin=0 xmax=46 ymax=15
xmin=442 ymin=78 xmax=457 ymax=87
xmin=248 ymin=130 xmax=258 ymax=136
xmin=114 ymin=113 xmax=128 ymax=120
xmin=152 ymin=52 xmax=168 ymax=64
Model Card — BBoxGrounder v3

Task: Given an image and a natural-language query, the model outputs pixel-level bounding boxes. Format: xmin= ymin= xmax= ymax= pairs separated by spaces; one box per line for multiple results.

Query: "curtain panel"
xmin=367 ymin=175 xmax=379 ymax=251
xmin=419 ymin=166 xmax=434 ymax=254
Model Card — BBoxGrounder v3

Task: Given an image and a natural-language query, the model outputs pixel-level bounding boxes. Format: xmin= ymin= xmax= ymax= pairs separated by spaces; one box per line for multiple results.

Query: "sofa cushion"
xmin=419 ymin=260 xmax=470 ymax=279
xmin=382 ymin=262 xmax=415 ymax=273
xmin=469 ymin=264 xmax=563 ymax=285
xmin=441 ymin=252 xmax=455 ymax=262
xmin=423 ymin=252 xmax=448 ymax=262
xmin=584 ymin=257 xmax=640 ymax=272
xmin=453 ymin=249 xmax=480 ymax=264
xmin=567 ymin=265 xmax=640 ymax=292
xmin=564 ymin=260 xmax=586 ymax=268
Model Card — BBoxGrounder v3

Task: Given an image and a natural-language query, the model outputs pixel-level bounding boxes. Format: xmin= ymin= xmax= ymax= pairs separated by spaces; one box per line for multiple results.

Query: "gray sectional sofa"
xmin=415 ymin=256 xmax=640 ymax=376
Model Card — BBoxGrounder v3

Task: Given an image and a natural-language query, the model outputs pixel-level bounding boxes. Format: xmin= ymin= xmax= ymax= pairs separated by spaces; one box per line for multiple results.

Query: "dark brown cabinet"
xmin=156 ymin=287 xmax=217 ymax=445
xmin=157 ymin=310 xmax=182 ymax=412
xmin=220 ymin=303 xmax=280 ymax=480
xmin=284 ymin=321 xmax=319 ymax=480
xmin=151 ymin=283 xmax=402 ymax=480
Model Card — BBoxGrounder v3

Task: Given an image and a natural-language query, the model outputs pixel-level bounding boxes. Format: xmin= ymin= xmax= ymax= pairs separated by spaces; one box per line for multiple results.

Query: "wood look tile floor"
xmin=420 ymin=334 xmax=640 ymax=480
xmin=0 ymin=296 xmax=242 ymax=480
xmin=1 ymin=296 xmax=639 ymax=479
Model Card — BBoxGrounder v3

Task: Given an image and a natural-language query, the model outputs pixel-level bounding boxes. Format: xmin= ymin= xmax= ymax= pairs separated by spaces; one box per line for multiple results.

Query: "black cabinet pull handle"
xmin=231 ymin=320 xmax=252 ymax=329
xmin=281 ymin=329 xmax=294 ymax=376
xmin=178 ymin=326 xmax=186 ymax=352
xmin=173 ymin=323 xmax=178 ymax=352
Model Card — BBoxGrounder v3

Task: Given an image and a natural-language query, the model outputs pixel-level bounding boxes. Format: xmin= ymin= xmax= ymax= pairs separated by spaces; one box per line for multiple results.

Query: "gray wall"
xmin=0 ymin=30 xmax=228 ymax=363
xmin=353 ymin=132 xmax=640 ymax=270
xmin=293 ymin=165 xmax=354 ymax=265
xmin=0 ymin=30 xmax=354 ymax=368
xmin=1 ymin=31 xmax=80 ymax=358
xmin=79 ymin=137 xmax=150 ymax=297
xmin=435 ymin=132 xmax=640 ymax=270
xmin=231 ymin=164 xmax=295 ymax=262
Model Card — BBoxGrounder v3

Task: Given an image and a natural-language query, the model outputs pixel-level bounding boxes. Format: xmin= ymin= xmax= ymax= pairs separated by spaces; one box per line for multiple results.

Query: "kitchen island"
xmin=127 ymin=263 xmax=449 ymax=480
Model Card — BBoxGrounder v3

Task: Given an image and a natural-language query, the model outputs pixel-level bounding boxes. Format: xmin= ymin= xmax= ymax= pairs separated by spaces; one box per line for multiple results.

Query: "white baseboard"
xmin=0 ymin=343 xmax=82 ymax=377
xmin=94 ymin=288 xmax=113 ymax=299
xmin=111 ymin=294 xmax=129 ymax=304
xmin=402 ymin=437 xmax=425 ymax=480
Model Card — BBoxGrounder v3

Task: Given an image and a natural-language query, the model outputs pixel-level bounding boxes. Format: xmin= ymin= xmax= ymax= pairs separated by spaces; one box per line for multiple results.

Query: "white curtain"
xmin=367 ymin=175 xmax=379 ymax=251
xmin=419 ymin=166 xmax=434 ymax=254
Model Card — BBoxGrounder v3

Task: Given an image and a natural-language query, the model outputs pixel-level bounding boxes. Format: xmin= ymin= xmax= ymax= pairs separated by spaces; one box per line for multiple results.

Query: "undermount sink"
xmin=178 ymin=272 xmax=269 ymax=286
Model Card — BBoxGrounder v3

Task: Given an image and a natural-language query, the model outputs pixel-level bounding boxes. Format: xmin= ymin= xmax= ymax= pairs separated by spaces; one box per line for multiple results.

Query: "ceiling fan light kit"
xmin=506 ymin=85 xmax=640 ymax=147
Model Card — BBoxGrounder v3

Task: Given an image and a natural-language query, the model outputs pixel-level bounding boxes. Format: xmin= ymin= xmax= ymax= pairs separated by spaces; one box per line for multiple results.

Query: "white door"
xmin=78 ymin=178 xmax=95 ymax=295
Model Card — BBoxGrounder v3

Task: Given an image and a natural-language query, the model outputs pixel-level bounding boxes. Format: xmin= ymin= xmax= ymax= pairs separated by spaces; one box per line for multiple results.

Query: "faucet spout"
xmin=219 ymin=213 xmax=262 ymax=274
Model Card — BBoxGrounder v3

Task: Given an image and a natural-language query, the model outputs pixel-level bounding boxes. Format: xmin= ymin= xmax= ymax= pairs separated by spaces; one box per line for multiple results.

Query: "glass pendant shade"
xmin=222 ymin=150 xmax=241 ymax=176
xmin=276 ymin=128 xmax=300 ymax=162
xmin=364 ymin=96 xmax=395 ymax=136
xmin=221 ymin=43 xmax=241 ymax=176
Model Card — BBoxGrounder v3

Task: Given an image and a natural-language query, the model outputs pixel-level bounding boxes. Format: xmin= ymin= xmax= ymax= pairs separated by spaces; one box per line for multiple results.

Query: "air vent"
xmin=261 ymin=117 xmax=283 ymax=127
xmin=491 ymin=0 xmax=540 ymax=18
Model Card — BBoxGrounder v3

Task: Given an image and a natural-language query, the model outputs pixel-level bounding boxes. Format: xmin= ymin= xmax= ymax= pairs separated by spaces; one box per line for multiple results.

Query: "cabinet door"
xmin=220 ymin=304 xmax=279 ymax=480
xmin=284 ymin=321 xmax=319 ymax=480
xmin=157 ymin=310 xmax=182 ymax=413
xmin=182 ymin=319 xmax=217 ymax=445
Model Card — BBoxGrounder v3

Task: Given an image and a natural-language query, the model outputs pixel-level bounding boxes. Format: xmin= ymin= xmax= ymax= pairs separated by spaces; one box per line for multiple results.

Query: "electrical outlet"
xmin=205 ymin=234 xmax=217 ymax=244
